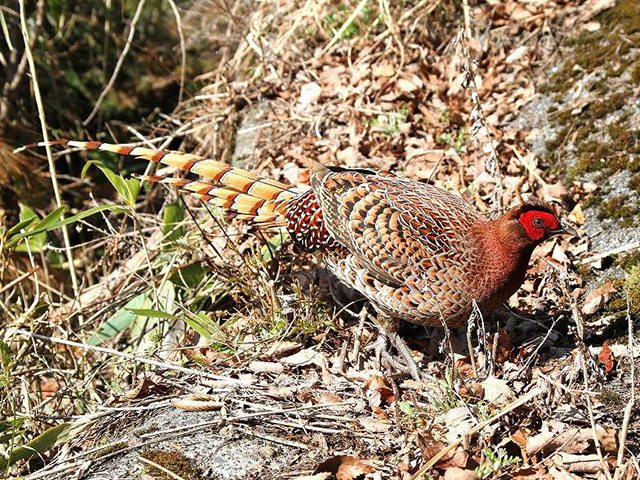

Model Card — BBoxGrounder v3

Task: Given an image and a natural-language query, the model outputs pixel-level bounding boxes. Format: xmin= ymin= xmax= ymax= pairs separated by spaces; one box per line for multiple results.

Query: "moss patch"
xmin=599 ymin=389 xmax=624 ymax=406
xmin=141 ymin=449 xmax=202 ymax=480
xmin=596 ymin=266 xmax=640 ymax=333
xmin=616 ymin=250 xmax=640 ymax=272
xmin=94 ymin=441 xmax=127 ymax=459
xmin=626 ymin=265 xmax=640 ymax=317
xmin=597 ymin=195 xmax=640 ymax=226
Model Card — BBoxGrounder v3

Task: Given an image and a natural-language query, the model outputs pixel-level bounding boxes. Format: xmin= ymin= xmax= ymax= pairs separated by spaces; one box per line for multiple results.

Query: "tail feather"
xmin=62 ymin=140 xmax=296 ymax=227
xmin=65 ymin=140 xmax=297 ymax=202
xmin=142 ymin=175 xmax=287 ymax=226
xmin=37 ymin=139 xmax=337 ymax=251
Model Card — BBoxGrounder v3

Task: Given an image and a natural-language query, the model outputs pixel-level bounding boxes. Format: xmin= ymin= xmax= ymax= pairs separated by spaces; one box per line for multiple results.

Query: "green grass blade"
xmin=0 ymin=423 xmax=72 ymax=470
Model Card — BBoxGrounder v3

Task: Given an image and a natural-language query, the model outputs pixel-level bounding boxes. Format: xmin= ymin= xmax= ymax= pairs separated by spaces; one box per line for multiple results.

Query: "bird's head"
xmin=501 ymin=198 xmax=577 ymax=246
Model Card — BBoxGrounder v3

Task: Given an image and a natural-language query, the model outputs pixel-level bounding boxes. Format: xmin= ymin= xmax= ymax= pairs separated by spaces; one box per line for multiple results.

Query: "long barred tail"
xmin=64 ymin=140 xmax=297 ymax=227
xmin=50 ymin=140 xmax=337 ymax=251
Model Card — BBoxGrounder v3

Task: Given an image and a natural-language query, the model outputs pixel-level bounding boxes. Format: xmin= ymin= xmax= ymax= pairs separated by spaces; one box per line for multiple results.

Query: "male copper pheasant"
xmin=56 ymin=140 xmax=574 ymax=378
xmin=60 ymin=140 xmax=574 ymax=329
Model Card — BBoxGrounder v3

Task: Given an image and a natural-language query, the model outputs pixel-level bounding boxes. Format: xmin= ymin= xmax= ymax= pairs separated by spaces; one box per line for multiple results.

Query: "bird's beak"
xmin=550 ymin=222 xmax=578 ymax=238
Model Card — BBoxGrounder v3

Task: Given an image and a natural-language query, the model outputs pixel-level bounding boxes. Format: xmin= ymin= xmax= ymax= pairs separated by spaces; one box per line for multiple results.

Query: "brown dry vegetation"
xmin=1 ymin=0 xmax=639 ymax=479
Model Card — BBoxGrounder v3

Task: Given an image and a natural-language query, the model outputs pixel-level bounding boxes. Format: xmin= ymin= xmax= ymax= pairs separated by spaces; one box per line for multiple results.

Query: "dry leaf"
xmin=597 ymin=340 xmax=615 ymax=374
xmin=363 ymin=375 xmax=394 ymax=407
xmin=373 ymin=63 xmax=395 ymax=78
xmin=266 ymin=341 xmax=302 ymax=358
xmin=576 ymin=0 xmax=615 ymax=23
xmin=552 ymin=452 xmax=601 ymax=473
xmin=249 ymin=361 xmax=284 ymax=374
xmin=312 ymin=455 xmax=373 ymax=480
xmin=551 ymin=243 xmax=570 ymax=264
xmin=315 ymin=392 xmax=343 ymax=404
xmin=444 ymin=407 xmax=477 ymax=443
xmin=281 ymin=348 xmax=319 ymax=366
xmin=541 ymin=181 xmax=568 ymax=201
xmin=436 ymin=449 xmax=469 ymax=470
xmin=495 ymin=329 xmax=513 ymax=363
xmin=337 ymin=147 xmax=359 ymax=168
xmin=582 ymin=282 xmax=616 ymax=315
xmin=266 ymin=385 xmax=298 ymax=398
xmin=358 ymin=417 xmax=393 ymax=433
xmin=506 ymin=46 xmax=528 ymax=64
xmin=582 ymin=21 xmax=601 ymax=32
xmin=39 ymin=377 xmax=61 ymax=399
xmin=125 ymin=372 xmax=168 ymax=399
xmin=397 ymin=75 xmax=422 ymax=93
xmin=568 ymin=204 xmax=585 ymax=225
xmin=416 ymin=429 xmax=447 ymax=461
xmin=527 ymin=421 xmax=618 ymax=456
xmin=293 ymin=474 xmax=331 ymax=480
xmin=510 ymin=429 xmax=529 ymax=462
xmin=281 ymin=162 xmax=300 ymax=185
xmin=443 ymin=467 xmax=479 ymax=480
xmin=510 ymin=467 xmax=551 ymax=480
xmin=297 ymin=82 xmax=322 ymax=112
xmin=481 ymin=376 xmax=516 ymax=406
xmin=460 ymin=381 xmax=483 ymax=400
xmin=171 ymin=394 xmax=224 ymax=412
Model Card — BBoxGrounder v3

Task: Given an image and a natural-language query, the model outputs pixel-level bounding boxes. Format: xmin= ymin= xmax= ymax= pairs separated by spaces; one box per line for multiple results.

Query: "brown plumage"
xmin=62 ymin=140 xmax=574 ymax=327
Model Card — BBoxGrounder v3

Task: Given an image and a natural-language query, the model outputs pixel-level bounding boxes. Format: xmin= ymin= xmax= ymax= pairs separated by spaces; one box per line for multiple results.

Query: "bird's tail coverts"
xmin=63 ymin=140 xmax=297 ymax=227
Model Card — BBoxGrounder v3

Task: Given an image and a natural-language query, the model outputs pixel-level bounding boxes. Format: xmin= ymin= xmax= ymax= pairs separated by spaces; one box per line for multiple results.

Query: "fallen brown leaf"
xmin=312 ymin=455 xmax=373 ymax=480
xmin=527 ymin=420 xmax=618 ymax=456
xmin=171 ymin=394 xmax=224 ymax=412
xmin=597 ymin=340 xmax=615 ymax=375
xmin=443 ymin=467 xmax=479 ymax=480
xmin=481 ymin=376 xmax=516 ymax=406
xmin=281 ymin=348 xmax=320 ymax=367
xmin=582 ymin=282 xmax=616 ymax=315
xmin=552 ymin=452 xmax=602 ymax=474
xmin=314 ymin=392 xmax=343 ymax=404
xmin=363 ymin=375 xmax=395 ymax=407
xmin=436 ymin=448 xmax=469 ymax=470
xmin=248 ymin=361 xmax=284 ymax=374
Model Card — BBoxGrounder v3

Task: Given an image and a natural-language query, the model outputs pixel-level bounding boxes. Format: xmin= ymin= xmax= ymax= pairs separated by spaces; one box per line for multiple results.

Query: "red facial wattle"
xmin=519 ymin=211 xmax=559 ymax=241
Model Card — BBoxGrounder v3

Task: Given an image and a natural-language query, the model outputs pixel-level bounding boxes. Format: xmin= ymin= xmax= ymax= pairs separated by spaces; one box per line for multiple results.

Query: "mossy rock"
xmin=540 ymin=1 xmax=640 ymax=222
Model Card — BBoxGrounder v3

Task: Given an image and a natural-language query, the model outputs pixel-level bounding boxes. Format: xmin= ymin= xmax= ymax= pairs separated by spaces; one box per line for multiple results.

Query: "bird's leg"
xmin=374 ymin=324 xmax=389 ymax=370
xmin=375 ymin=315 xmax=424 ymax=382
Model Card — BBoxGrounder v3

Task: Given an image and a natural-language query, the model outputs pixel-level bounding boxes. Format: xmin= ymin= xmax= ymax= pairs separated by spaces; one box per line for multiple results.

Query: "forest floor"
xmin=1 ymin=0 xmax=640 ymax=479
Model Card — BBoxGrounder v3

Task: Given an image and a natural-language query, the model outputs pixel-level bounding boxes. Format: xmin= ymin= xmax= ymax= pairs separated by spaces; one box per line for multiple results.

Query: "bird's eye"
xmin=532 ymin=217 xmax=545 ymax=228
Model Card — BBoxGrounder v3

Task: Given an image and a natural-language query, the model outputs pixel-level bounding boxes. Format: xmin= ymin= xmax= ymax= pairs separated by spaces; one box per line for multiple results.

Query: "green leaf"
xmin=260 ymin=230 xmax=288 ymax=263
xmin=7 ymin=204 xmax=126 ymax=249
xmin=15 ymin=204 xmax=47 ymax=253
xmin=182 ymin=313 xmax=222 ymax=341
xmin=88 ymin=292 xmax=150 ymax=345
xmin=0 ymin=423 xmax=72 ymax=470
xmin=398 ymin=401 xmax=415 ymax=415
xmin=35 ymin=205 xmax=67 ymax=231
xmin=127 ymin=308 xmax=175 ymax=319
xmin=83 ymin=160 xmax=140 ymax=207
xmin=0 ymin=417 xmax=25 ymax=445
xmin=129 ymin=282 xmax=175 ymax=351
xmin=162 ymin=202 xmax=186 ymax=242
xmin=0 ymin=417 xmax=25 ymax=435
xmin=6 ymin=216 xmax=36 ymax=237
xmin=169 ymin=262 xmax=206 ymax=289
xmin=0 ymin=339 xmax=13 ymax=372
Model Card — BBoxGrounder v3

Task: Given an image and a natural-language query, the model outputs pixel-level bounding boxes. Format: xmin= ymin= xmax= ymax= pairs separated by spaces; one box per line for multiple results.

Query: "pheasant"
xmin=56 ymin=140 xmax=576 ymax=378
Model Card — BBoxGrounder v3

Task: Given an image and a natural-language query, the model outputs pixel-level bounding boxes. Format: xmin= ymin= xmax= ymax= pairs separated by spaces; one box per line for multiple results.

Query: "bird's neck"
xmin=471 ymin=219 xmax=536 ymax=301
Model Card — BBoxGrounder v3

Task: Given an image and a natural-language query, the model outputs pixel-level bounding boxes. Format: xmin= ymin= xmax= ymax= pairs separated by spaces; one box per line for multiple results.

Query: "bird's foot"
xmin=374 ymin=323 xmax=428 ymax=383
